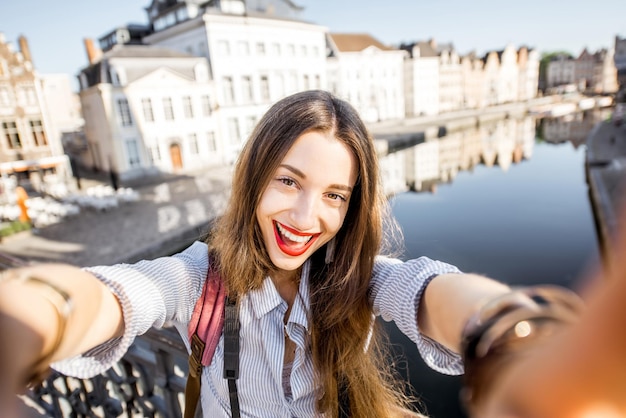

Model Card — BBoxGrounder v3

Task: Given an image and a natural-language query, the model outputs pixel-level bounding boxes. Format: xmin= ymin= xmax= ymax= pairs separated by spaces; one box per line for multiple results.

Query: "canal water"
xmin=378 ymin=110 xmax=608 ymax=417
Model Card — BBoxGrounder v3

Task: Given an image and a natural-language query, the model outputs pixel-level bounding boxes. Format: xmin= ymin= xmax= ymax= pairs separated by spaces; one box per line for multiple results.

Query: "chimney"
xmin=84 ymin=38 xmax=102 ymax=64
xmin=18 ymin=35 xmax=32 ymax=62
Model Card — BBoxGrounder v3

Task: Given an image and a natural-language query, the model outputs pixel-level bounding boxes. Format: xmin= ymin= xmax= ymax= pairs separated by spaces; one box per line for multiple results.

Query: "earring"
xmin=325 ymin=238 xmax=336 ymax=264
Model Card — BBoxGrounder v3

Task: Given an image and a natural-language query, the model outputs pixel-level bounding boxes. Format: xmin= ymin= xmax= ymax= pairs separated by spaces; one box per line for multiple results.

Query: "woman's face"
xmin=256 ymin=130 xmax=358 ymax=274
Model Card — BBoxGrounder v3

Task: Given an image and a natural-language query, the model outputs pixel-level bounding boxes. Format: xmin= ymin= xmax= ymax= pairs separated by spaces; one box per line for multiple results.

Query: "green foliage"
xmin=0 ymin=220 xmax=31 ymax=237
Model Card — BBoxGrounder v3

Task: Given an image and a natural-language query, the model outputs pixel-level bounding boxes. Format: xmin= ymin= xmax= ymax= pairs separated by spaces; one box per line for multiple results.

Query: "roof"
xmin=329 ymin=33 xmax=392 ymax=52
xmin=103 ymin=44 xmax=195 ymax=59
xmin=399 ymin=41 xmax=438 ymax=58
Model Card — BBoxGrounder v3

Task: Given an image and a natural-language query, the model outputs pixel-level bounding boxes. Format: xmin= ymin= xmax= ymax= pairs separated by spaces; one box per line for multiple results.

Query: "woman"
xmin=0 ymin=90 xmax=550 ymax=417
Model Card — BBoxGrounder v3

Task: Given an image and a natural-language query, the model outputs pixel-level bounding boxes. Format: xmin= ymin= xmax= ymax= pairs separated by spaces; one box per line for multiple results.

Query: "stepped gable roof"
xmin=329 ymin=33 xmax=392 ymax=52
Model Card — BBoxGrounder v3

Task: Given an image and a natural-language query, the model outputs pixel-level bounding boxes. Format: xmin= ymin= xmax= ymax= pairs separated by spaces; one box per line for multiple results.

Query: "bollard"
xmin=15 ymin=186 xmax=30 ymax=224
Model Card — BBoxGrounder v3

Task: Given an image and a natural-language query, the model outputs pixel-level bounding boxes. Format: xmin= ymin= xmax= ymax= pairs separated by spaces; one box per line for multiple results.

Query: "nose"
xmin=289 ymin=192 xmax=318 ymax=231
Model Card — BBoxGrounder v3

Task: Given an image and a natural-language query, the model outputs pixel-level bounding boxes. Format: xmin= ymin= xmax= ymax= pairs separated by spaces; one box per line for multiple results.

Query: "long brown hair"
xmin=209 ymin=90 xmax=413 ymax=417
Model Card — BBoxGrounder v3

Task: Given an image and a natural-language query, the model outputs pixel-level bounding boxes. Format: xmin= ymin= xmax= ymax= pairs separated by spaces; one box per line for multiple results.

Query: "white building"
xmin=326 ymin=33 xmax=406 ymax=123
xmin=497 ymin=45 xmax=520 ymax=104
xmin=142 ymin=0 xmax=328 ymax=161
xmin=77 ymin=43 xmax=219 ymax=181
xmin=434 ymin=42 xmax=463 ymax=113
xmin=401 ymin=41 xmax=439 ymax=116
xmin=517 ymin=46 xmax=540 ymax=101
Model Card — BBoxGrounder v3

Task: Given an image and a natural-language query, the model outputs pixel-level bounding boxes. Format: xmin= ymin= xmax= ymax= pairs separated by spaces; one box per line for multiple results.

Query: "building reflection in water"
xmin=540 ymin=108 xmax=612 ymax=148
xmin=378 ymin=109 xmax=611 ymax=196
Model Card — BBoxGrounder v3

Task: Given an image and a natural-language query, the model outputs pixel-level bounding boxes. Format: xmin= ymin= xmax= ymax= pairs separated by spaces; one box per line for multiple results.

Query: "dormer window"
xmin=176 ymin=7 xmax=188 ymax=21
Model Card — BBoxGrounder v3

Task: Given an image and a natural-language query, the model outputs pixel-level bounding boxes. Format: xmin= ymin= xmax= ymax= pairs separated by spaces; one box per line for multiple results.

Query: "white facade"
xmin=144 ymin=12 xmax=328 ymax=161
xmin=498 ymin=45 xmax=519 ymax=104
xmin=517 ymin=47 xmax=540 ymax=101
xmin=403 ymin=42 xmax=439 ymax=116
xmin=327 ymin=34 xmax=405 ymax=123
xmin=437 ymin=47 xmax=463 ymax=113
xmin=78 ymin=48 xmax=219 ymax=181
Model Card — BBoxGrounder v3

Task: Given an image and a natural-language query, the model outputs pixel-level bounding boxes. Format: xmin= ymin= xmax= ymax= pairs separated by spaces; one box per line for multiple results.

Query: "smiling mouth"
xmin=273 ymin=221 xmax=319 ymax=256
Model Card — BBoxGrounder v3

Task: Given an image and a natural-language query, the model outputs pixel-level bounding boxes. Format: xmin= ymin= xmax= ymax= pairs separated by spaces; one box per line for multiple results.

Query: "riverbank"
xmin=585 ymin=118 xmax=626 ymax=269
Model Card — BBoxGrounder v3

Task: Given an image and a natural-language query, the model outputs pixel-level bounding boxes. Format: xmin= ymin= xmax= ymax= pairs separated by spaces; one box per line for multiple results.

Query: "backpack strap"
xmin=224 ymin=296 xmax=241 ymax=417
xmin=184 ymin=267 xmax=227 ymax=418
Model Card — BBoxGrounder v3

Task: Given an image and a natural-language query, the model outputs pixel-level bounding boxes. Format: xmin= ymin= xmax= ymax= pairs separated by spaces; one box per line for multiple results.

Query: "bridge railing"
xmin=23 ymin=327 xmax=192 ymax=418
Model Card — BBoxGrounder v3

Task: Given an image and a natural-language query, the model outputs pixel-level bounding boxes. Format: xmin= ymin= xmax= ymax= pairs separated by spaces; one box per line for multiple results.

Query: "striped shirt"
xmin=53 ymin=241 xmax=463 ymax=417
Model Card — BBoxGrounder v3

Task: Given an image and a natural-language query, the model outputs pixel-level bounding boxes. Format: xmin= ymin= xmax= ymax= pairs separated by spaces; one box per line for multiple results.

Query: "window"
xmin=227 ymin=117 xmax=240 ymax=144
xmin=272 ymin=43 xmax=281 ymax=55
xmin=25 ymin=87 xmax=36 ymax=105
xmin=151 ymin=145 xmax=161 ymax=162
xmin=222 ymin=77 xmax=234 ymax=105
xmin=201 ymin=95 xmax=212 ymax=116
xmin=110 ymin=68 xmax=121 ymax=86
xmin=188 ymin=133 xmax=199 ymax=154
xmin=260 ymin=76 xmax=270 ymax=102
xmin=183 ymin=96 xmax=194 ymax=118
xmin=30 ymin=120 xmax=47 ymax=146
xmin=2 ymin=121 xmax=21 ymax=149
xmin=241 ymin=76 xmax=253 ymax=103
xmin=125 ymin=138 xmax=141 ymax=168
xmin=218 ymin=40 xmax=230 ymax=56
xmin=256 ymin=42 xmax=266 ymax=55
xmin=287 ymin=44 xmax=295 ymax=56
xmin=163 ymin=97 xmax=174 ymax=120
xmin=206 ymin=132 xmax=216 ymax=152
xmin=176 ymin=7 xmax=188 ymax=21
xmin=237 ymin=41 xmax=249 ymax=55
xmin=16 ymin=88 xmax=26 ymax=105
xmin=117 ymin=98 xmax=133 ymax=126
xmin=303 ymin=74 xmax=310 ymax=90
xmin=0 ymin=87 xmax=10 ymax=107
xmin=141 ymin=98 xmax=154 ymax=122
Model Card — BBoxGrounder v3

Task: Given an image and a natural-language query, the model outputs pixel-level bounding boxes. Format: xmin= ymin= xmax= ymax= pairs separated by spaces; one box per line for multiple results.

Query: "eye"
xmin=278 ymin=176 xmax=297 ymax=187
xmin=326 ymin=192 xmax=347 ymax=202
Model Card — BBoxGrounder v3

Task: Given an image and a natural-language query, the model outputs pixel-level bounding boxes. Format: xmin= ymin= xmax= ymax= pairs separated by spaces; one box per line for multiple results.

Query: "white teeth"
xmin=277 ymin=223 xmax=312 ymax=243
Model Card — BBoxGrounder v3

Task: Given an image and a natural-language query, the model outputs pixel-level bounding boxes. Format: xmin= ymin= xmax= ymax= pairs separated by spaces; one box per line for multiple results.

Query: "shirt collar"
xmin=248 ymin=260 xmax=311 ymax=331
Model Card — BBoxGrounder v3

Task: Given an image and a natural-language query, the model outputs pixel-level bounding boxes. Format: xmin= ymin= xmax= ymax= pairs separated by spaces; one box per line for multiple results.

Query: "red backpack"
xmin=184 ymin=268 xmax=240 ymax=418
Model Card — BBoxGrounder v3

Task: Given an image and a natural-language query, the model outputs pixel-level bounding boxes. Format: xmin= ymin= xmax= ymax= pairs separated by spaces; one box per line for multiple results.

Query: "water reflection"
xmin=378 ymin=109 xmax=612 ymax=196
xmin=540 ymin=108 xmax=612 ymax=147
xmin=380 ymin=109 xmax=606 ymax=418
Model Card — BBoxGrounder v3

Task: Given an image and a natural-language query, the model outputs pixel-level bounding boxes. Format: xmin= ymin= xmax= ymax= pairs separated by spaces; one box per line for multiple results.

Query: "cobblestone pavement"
xmin=0 ymin=166 xmax=234 ymax=267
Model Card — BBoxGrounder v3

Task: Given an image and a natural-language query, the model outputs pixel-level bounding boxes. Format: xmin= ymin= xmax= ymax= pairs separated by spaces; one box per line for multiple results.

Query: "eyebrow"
xmin=279 ymin=164 xmax=353 ymax=192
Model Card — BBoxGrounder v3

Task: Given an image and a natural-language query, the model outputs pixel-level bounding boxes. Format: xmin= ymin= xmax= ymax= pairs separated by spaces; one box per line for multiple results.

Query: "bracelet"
xmin=2 ymin=272 xmax=74 ymax=387
xmin=460 ymin=285 xmax=584 ymax=415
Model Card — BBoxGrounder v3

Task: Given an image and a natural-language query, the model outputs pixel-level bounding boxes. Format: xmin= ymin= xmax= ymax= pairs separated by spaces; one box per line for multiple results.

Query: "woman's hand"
xmin=0 ymin=264 xmax=124 ymax=413
xmin=473 ymin=207 xmax=626 ymax=418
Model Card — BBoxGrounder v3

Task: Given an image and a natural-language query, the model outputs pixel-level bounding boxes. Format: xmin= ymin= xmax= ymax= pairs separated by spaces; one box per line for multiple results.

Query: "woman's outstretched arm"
xmin=0 ymin=264 xmax=123 ymax=407
xmin=418 ymin=272 xmax=513 ymax=353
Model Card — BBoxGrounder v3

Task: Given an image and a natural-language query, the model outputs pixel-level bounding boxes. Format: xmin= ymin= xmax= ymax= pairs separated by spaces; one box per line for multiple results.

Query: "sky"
xmin=1 ymin=0 xmax=624 ymax=90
